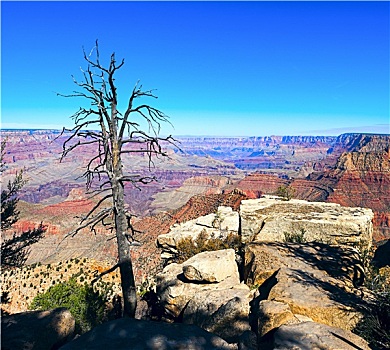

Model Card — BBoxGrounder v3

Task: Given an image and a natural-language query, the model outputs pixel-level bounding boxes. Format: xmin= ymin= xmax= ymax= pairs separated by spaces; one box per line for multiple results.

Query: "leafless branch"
xmin=91 ymin=263 xmax=120 ymax=284
xmin=62 ymin=207 xmax=112 ymax=240
xmin=80 ymin=194 xmax=113 ymax=224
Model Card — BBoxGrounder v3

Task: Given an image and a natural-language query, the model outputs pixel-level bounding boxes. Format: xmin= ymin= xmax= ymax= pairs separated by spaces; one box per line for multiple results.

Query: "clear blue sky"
xmin=1 ymin=1 xmax=389 ymax=136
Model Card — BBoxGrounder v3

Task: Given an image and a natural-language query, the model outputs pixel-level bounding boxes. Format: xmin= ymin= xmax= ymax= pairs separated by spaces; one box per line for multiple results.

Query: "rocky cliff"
xmin=176 ymin=135 xmax=335 ymax=175
xmin=158 ymin=196 xmax=373 ymax=260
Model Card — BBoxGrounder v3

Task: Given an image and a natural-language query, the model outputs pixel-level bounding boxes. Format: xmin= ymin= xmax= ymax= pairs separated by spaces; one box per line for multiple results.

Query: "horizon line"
xmin=1 ymin=128 xmax=389 ymax=138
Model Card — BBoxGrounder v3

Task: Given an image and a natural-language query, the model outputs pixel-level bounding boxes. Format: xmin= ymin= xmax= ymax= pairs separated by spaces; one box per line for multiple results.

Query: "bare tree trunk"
xmin=111 ymin=106 xmax=137 ymax=317
xmin=58 ymin=41 xmax=175 ymax=319
xmin=113 ymin=180 xmax=137 ymax=317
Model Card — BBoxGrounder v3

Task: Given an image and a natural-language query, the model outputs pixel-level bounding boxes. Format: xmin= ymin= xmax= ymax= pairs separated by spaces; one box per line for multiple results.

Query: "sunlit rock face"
xmin=240 ymin=196 xmax=373 ymax=249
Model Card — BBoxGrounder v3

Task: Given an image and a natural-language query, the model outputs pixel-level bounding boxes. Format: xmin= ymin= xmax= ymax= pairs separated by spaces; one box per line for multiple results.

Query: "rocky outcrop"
xmin=1 ymin=308 xmax=75 ymax=350
xmin=157 ymin=206 xmax=240 ymax=260
xmin=59 ymin=317 xmax=235 ymax=350
xmin=157 ymin=196 xmax=373 ymax=264
xmin=240 ymin=196 xmax=373 ymax=248
xmin=155 ymin=239 xmax=371 ymax=347
xmin=156 ymin=249 xmax=253 ymax=343
xmin=246 ymin=242 xmax=366 ymax=332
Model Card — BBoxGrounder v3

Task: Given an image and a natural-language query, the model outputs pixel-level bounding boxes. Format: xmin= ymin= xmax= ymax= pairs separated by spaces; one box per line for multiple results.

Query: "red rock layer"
xmin=235 ymin=174 xmax=288 ymax=198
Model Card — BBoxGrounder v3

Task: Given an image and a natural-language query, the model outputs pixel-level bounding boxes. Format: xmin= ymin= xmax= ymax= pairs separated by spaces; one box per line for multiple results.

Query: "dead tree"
xmin=58 ymin=41 xmax=175 ymax=317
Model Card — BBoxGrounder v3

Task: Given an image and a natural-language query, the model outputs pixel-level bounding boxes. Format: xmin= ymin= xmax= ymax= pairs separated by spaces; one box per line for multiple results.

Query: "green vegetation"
xmin=283 ymin=228 xmax=307 ymax=243
xmin=29 ymin=277 xmax=108 ymax=334
xmin=355 ymin=291 xmax=390 ymax=349
xmin=275 ymin=185 xmax=295 ymax=201
xmin=172 ymin=229 xmax=242 ymax=264
xmin=354 ymin=246 xmax=390 ymax=349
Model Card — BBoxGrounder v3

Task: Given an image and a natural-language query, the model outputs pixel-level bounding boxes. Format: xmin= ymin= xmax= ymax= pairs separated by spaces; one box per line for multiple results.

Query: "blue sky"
xmin=1 ymin=1 xmax=389 ymax=136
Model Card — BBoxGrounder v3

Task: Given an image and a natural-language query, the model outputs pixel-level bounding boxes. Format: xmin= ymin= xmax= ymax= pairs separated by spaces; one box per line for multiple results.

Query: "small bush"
xmin=275 ymin=185 xmax=295 ymax=201
xmin=173 ymin=230 xmax=242 ymax=264
xmin=283 ymin=228 xmax=307 ymax=243
xmin=355 ymin=291 xmax=390 ymax=349
xmin=29 ymin=277 xmax=107 ymax=334
xmin=353 ymin=249 xmax=390 ymax=348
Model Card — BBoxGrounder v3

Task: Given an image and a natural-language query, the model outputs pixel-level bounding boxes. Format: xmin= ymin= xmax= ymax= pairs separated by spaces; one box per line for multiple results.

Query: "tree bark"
xmin=111 ymin=108 xmax=137 ymax=317
xmin=112 ymin=167 xmax=137 ymax=317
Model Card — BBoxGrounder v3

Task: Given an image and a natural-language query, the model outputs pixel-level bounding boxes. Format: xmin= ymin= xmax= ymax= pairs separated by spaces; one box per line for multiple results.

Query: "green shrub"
xmin=275 ymin=185 xmax=295 ymax=201
xmin=355 ymin=291 xmax=390 ymax=349
xmin=29 ymin=277 xmax=107 ymax=334
xmin=173 ymin=230 xmax=242 ymax=264
xmin=353 ymin=248 xmax=390 ymax=348
xmin=283 ymin=228 xmax=307 ymax=243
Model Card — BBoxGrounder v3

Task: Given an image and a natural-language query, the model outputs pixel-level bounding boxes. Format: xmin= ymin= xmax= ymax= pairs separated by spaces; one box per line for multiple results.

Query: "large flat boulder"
xmin=240 ymin=196 xmax=373 ymax=249
xmin=1 ymin=307 xmax=75 ymax=350
xmin=60 ymin=317 xmax=236 ymax=350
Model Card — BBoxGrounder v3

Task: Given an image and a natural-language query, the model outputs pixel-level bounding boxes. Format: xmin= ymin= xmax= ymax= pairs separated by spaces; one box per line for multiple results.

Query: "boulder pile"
xmin=153 ymin=196 xmax=374 ymax=349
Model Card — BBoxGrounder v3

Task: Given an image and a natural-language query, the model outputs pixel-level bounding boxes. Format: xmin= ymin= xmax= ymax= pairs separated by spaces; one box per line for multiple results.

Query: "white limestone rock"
xmin=240 ymin=196 xmax=373 ymax=250
xmin=157 ymin=206 xmax=240 ymax=259
xmin=156 ymin=249 xmax=241 ymax=322
xmin=183 ymin=249 xmax=239 ymax=283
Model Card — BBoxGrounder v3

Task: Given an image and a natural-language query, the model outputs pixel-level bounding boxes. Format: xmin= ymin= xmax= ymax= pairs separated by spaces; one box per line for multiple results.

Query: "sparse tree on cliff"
xmin=1 ymin=139 xmax=46 ymax=268
xmin=57 ymin=41 xmax=175 ymax=317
